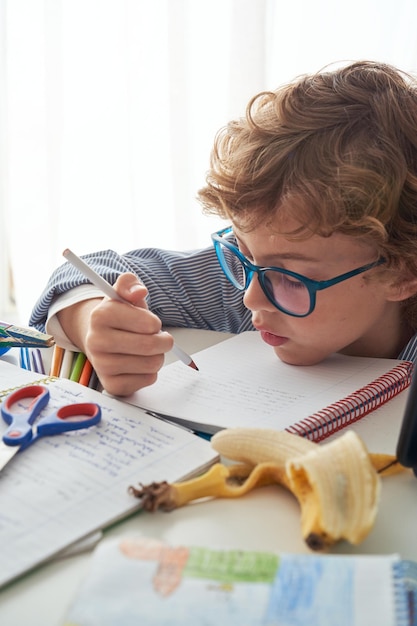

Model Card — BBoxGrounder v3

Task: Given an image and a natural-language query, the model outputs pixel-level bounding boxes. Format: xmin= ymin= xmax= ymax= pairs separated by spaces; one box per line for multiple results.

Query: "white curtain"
xmin=2 ymin=0 xmax=417 ymax=323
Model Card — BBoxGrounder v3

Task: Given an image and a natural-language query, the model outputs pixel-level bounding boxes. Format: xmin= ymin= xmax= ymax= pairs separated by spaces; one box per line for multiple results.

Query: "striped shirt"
xmin=29 ymin=245 xmax=417 ymax=363
xmin=29 ymin=246 xmax=254 ymax=335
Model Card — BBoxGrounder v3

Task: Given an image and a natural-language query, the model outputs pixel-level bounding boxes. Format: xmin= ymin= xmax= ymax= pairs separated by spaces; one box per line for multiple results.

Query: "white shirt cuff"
xmin=46 ymin=285 xmax=104 ymax=351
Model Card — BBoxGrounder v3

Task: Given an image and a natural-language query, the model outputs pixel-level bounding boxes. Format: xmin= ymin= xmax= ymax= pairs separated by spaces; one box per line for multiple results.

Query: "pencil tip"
xmin=189 ymin=360 xmax=199 ymax=371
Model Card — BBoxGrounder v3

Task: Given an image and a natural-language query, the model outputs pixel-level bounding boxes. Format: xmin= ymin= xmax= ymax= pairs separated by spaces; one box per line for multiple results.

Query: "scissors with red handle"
xmin=0 ymin=385 xmax=101 ymax=471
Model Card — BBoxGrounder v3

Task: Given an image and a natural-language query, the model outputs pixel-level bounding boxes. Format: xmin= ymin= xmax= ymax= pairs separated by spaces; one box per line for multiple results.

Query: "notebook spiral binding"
xmin=0 ymin=376 xmax=58 ymax=401
xmin=285 ymin=361 xmax=414 ymax=442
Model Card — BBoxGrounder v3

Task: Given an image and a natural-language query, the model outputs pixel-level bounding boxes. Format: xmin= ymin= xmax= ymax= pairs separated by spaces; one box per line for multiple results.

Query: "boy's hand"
xmin=57 ymin=273 xmax=174 ymax=396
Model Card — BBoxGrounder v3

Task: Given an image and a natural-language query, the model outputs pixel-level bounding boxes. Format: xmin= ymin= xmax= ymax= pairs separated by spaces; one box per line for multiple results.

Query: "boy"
xmin=30 ymin=60 xmax=417 ymax=396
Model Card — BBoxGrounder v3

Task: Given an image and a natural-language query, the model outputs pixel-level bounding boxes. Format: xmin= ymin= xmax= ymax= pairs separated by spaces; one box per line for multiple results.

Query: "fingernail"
xmin=128 ymin=283 xmax=143 ymax=294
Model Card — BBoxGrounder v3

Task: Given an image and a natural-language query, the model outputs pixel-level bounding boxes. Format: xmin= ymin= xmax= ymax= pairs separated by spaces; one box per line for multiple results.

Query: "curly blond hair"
xmin=198 ymin=60 xmax=417 ymax=327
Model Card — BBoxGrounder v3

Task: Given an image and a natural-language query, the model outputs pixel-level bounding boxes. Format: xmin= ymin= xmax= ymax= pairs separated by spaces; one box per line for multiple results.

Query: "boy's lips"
xmin=259 ymin=330 xmax=288 ymax=347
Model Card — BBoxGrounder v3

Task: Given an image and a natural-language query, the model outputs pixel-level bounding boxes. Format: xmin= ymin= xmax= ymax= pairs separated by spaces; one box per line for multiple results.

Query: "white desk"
xmin=1 ymin=328 xmax=417 ymax=626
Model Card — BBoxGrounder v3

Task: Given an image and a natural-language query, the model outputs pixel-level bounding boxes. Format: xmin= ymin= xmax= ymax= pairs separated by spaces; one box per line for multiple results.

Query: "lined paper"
xmin=0 ymin=361 xmax=218 ymax=588
xmin=128 ymin=331 xmax=410 ymax=433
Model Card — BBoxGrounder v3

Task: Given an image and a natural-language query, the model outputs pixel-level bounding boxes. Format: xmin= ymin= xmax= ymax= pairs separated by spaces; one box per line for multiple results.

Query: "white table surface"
xmin=0 ymin=328 xmax=416 ymax=626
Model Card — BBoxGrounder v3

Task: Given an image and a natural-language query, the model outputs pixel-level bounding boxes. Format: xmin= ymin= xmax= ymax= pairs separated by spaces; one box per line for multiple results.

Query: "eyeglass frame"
xmin=211 ymin=226 xmax=386 ymax=318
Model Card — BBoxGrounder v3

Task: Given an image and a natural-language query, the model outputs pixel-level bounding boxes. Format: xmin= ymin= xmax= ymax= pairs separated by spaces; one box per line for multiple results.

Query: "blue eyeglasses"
xmin=211 ymin=226 xmax=386 ymax=318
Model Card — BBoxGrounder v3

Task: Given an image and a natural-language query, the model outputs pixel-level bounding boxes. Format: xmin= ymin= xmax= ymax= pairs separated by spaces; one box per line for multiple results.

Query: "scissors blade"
xmin=0 ymin=441 xmax=20 ymax=472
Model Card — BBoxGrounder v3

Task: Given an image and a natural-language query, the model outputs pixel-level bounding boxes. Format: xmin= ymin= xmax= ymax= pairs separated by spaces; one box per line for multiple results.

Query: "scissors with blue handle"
xmin=0 ymin=385 xmax=101 ymax=471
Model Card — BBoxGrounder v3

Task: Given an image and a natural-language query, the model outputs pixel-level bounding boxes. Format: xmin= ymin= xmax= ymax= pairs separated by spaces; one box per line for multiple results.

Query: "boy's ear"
xmin=386 ymin=275 xmax=417 ymax=302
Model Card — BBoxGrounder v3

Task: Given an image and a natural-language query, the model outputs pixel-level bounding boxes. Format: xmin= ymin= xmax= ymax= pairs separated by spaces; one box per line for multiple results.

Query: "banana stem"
xmin=129 ymin=462 xmax=288 ymax=511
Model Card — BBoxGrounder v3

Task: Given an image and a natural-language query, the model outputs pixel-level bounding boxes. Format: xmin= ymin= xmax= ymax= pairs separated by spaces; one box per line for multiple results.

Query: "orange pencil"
xmin=50 ymin=345 xmax=65 ymax=377
xmin=79 ymin=358 xmax=94 ymax=386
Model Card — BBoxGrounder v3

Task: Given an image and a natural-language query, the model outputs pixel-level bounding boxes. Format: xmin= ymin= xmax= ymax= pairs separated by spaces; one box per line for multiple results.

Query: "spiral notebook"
xmin=63 ymin=536 xmax=415 ymax=626
xmin=127 ymin=332 xmax=413 ymax=440
xmin=0 ymin=361 xmax=218 ymax=589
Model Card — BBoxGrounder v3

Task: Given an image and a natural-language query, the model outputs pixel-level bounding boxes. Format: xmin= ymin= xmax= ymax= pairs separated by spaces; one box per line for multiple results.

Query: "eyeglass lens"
xmin=217 ymin=242 xmax=312 ymax=315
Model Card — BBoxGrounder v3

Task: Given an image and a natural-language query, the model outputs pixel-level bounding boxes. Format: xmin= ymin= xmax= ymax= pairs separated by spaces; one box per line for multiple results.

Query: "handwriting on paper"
xmin=0 ymin=373 xmax=216 ymax=588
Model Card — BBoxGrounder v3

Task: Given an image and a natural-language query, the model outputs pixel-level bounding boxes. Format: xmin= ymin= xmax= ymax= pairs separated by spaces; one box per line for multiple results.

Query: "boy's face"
xmin=233 ymin=216 xmax=406 ymax=365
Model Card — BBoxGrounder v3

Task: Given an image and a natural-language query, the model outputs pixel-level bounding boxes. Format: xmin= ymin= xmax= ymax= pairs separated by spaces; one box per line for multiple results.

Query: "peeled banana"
xmin=129 ymin=427 xmax=405 ymax=551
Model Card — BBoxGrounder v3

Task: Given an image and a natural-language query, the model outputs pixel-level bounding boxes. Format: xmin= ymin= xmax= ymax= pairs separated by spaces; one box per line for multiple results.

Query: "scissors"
xmin=0 ymin=385 xmax=101 ymax=472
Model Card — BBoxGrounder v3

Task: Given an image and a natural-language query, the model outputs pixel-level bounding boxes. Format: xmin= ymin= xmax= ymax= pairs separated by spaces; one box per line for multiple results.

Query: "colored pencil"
xmin=20 ymin=347 xmax=30 ymax=371
xmin=31 ymin=348 xmax=46 ymax=374
xmin=79 ymin=358 xmax=94 ymax=386
xmin=60 ymin=349 xmax=75 ymax=379
xmin=69 ymin=352 xmax=87 ymax=382
xmin=88 ymin=369 xmax=100 ymax=391
xmin=50 ymin=345 xmax=65 ymax=377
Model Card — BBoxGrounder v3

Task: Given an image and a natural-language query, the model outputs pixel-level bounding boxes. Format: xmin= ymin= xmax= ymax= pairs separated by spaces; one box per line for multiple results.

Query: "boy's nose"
xmin=242 ymin=274 xmax=276 ymax=313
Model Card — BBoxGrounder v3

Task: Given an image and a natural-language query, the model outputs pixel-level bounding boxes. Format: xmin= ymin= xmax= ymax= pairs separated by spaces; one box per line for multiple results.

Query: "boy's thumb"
xmin=114 ymin=273 xmax=149 ymax=309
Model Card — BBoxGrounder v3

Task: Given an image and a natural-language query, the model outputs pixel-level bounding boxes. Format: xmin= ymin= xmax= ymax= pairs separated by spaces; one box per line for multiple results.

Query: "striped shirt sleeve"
xmin=29 ymin=245 xmax=254 ymax=334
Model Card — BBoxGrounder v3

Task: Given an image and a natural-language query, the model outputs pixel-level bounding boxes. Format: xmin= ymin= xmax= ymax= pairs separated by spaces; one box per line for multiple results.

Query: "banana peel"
xmin=129 ymin=428 xmax=407 ymax=551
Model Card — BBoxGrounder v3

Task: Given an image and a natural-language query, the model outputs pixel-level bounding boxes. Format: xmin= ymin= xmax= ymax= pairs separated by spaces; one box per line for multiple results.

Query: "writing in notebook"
xmin=0 ymin=360 xmax=218 ymax=589
xmin=127 ymin=332 xmax=412 ymax=439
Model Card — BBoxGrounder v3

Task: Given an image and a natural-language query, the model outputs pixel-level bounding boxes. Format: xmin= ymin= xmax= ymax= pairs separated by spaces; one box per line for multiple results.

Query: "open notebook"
xmin=0 ymin=361 xmax=218 ymax=589
xmin=127 ymin=332 xmax=413 ymax=440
